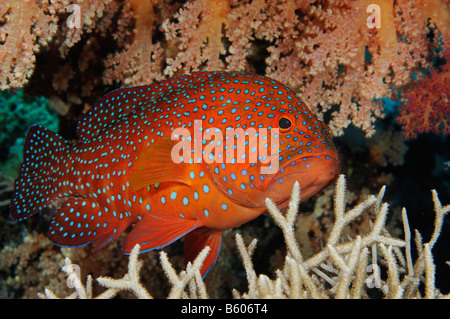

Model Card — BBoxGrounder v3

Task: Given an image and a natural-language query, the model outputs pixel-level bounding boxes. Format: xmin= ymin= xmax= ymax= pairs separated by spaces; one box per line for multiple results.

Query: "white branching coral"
xmin=233 ymin=175 xmax=449 ymax=299
xmin=39 ymin=175 xmax=449 ymax=299
xmin=38 ymin=244 xmax=210 ymax=299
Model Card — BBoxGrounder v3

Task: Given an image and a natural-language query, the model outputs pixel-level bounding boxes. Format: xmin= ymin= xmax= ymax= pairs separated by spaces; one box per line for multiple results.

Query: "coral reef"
xmin=0 ymin=232 xmax=67 ymax=298
xmin=39 ymin=243 xmax=210 ymax=299
xmin=1 ymin=0 xmax=449 ymax=299
xmin=367 ymin=129 xmax=408 ymax=167
xmin=397 ymin=59 xmax=450 ymax=139
xmin=0 ymin=89 xmax=59 ymax=179
xmin=235 ymin=176 xmax=449 ymax=298
xmin=1 ymin=0 xmax=448 ymax=137
xmin=38 ymin=176 xmax=449 ymax=299
xmin=0 ymin=0 xmax=61 ymax=89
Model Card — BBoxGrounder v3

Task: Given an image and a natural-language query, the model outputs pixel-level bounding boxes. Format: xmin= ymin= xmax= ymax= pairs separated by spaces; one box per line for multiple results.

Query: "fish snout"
xmin=262 ymin=152 xmax=340 ymax=208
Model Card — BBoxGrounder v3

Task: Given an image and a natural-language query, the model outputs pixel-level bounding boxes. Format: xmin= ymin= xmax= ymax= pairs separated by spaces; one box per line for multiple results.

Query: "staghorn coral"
xmin=1 ymin=0 xmax=448 ymax=137
xmin=38 ymin=176 xmax=449 ymax=299
xmin=234 ymin=176 xmax=449 ymax=298
xmin=39 ymin=242 xmax=211 ymax=299
xmin=0 ymin=230 xmax=172 ymax=298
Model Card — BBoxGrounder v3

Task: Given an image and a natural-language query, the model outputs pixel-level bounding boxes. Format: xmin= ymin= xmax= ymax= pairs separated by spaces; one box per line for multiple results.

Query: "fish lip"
xmin=269 ymin=175 xmax=321 ymax=208
xmin=271 ymin=153 xmax=337 ymax=182
xmin=262 ymin=152 xmax=339 ymax=203
xmin=266 ymin=152 xmax=339 ymax=208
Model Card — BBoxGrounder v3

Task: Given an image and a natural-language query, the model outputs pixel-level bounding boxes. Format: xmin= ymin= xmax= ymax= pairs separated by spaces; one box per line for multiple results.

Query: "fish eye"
xmin=278 ymin=116 xmax=292 ymax=132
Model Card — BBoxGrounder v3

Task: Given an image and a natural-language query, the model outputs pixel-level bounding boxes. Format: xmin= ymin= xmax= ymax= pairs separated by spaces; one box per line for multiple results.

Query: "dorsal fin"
xmin=76 ymin=77 xmax=191 ymax=140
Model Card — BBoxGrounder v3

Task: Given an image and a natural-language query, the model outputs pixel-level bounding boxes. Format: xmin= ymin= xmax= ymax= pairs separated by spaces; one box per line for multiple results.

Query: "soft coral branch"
xmin=103 ymin=0 xmax=164 ymax=86
xmin=397 ymin=61 xmax=450 ymax=139
xmin=162 ymin=0 xmax=231 ymax=77
xmin=0 ymin=0 xmax=62 ymax=89
xmin=0 ymin=0 xmax=448 ymax=138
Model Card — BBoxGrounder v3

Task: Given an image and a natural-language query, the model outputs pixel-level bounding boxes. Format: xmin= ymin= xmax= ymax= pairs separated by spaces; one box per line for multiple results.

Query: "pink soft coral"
xmin=397 ymin=62 xmax=450 ymax=139
xmin=1 ymin=0 xmax=449 ymax=138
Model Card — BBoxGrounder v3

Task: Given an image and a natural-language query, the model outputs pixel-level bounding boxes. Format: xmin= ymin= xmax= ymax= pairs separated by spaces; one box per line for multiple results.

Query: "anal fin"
xmin=48 ymin=197 xmax=131 ymax=249
xmin=184 ymin=228 xmax=222 ymax=278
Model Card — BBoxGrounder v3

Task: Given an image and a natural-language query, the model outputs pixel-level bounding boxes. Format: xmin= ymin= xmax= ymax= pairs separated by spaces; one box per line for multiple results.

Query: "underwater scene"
xmin=0 ymin=0 xmax=448 ymax=299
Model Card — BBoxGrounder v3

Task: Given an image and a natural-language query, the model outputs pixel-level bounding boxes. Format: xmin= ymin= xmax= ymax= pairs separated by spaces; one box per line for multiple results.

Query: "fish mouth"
xmin=273 ymin=153 xmax=339 ymax=181
xmin=262 ymin=153 xmax=340 ymax=209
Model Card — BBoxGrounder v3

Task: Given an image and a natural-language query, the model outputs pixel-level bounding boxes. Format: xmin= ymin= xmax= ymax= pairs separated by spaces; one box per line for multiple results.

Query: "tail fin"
xmin=10 ymin=124 xmax=67 ymax=221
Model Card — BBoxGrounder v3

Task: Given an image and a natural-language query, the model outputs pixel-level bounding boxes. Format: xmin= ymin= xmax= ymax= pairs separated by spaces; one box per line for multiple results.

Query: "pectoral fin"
xmin=130 ymin=138 xmax=193 ymax=191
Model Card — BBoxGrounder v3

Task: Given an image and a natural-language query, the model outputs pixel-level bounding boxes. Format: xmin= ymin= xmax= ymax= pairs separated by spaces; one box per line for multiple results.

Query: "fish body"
xmin=11 ymin=71 xmax=339 ymax=276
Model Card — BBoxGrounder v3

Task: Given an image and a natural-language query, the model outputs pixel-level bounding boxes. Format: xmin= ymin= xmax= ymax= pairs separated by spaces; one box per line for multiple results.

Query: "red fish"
xmin=11 ymin=72 xmax=339 ymax=276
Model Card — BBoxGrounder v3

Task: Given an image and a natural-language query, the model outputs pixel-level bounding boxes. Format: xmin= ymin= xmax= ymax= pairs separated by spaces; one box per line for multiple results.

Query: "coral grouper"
xmin=11 ymin=72 xmax=339 ymax=276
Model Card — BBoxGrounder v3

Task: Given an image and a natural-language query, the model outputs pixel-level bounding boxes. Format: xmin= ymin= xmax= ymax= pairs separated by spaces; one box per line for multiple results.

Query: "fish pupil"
xmin=279 ymin=117 xmax=292 ymax=130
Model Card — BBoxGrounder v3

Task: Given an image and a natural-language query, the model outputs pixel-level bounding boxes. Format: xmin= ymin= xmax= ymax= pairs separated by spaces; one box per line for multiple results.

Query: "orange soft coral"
xmin=264 ymin=0 xmax=445 ymax=137
xmin=103 ymin=0 xmax=165 ymax=86
xmin=0 ymin=0 xmax=61 ymax=89
xmin=1 ymin=0 xmax=449 ymax=138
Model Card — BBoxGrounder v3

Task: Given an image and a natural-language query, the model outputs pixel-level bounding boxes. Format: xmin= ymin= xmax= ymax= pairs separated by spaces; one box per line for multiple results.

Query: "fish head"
xmin=256 ymin=108 xmax=340 ymax=209
xmin=200 ymin=73 xmax=340 ymax=209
